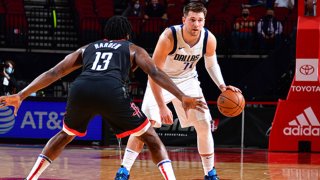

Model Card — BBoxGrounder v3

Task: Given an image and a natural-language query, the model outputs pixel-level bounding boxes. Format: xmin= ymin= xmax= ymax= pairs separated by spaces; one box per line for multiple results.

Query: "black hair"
xmin=104 ymin=16 xmax=132 ymax=40
xmin=4 ymin=60 xmax=15 ymax=68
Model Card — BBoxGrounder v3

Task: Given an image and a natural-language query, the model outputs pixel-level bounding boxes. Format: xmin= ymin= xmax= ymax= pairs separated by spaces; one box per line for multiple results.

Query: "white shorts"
xmin=141 ymin=76 xmax=212 ymax=128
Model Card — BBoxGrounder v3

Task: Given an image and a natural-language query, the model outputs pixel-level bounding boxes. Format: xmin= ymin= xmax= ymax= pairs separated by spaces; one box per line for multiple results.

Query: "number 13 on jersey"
xmin=91 ymin=52 xmax=113 ymax=71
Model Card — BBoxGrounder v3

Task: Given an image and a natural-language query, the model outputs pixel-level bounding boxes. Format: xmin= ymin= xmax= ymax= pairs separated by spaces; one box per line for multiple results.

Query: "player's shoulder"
xmin=129 ymin=42 xmax=149 ymax=55
xmin=162 ymin=27 xmax=175 ymax=40
xmin=129 ymin=42 xmax=140 ymax=49
xmin=74 ymin=44 xmax=88 ymax=55
xmin=204 ymin=28 xmax=217 ymax=43
xmin=203 ymin=28 xmax=217 ymax=55
xmin=154 ymin=27 xmax=175 ymax=48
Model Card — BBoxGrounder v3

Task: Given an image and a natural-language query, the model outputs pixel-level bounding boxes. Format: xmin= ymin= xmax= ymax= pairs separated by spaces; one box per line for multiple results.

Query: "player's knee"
xmin=57 ymin=130 xmax=75 ymax=144
xmin=194 ymin=120 xmax=211 ymax=132
xmin=150 ymin=119 xmax=157 ymax=126
xmin=143 ymin=137 xmax=162 ymax=151
xmin=140 ymin=128 xmax=163 ymax=150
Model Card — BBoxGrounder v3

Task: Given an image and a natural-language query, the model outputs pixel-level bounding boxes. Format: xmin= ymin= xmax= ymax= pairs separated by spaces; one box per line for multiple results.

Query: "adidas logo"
xmin=283 ymin=107 xmax=320 ymax=136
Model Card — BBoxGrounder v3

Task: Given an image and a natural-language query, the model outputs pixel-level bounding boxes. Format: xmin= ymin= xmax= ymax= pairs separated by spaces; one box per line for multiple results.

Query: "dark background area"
xmin=0 ymin=0 xmax=298 ymax=148
xmin=0 ymin=46 xmax=294 ymax=102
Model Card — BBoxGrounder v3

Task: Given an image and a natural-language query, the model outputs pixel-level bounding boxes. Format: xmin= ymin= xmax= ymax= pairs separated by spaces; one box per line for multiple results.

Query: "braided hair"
xmin=104 ymin=16 xmax=132 ymax=40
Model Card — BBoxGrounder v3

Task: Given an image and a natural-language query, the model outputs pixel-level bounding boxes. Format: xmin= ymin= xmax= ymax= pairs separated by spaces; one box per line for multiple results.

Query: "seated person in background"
xmin=305 ymin=0 xmax=317 ymax=16
xmin=144 ymin=0 xmax=168 ymax=20
xmin=122 ymin=0 xmax=143 ymax=17
xmin=231 ymin=8 xmax=256 ymax=53
xmin=243 ymin=0 xmax=274 ymax=8
xmin=185 ymin=0 xmax=209 ymax=5
xmin=257 ymin=9 xmax=283 ymax=50
xmin=0 ymin=60 xmax=17 ymax=96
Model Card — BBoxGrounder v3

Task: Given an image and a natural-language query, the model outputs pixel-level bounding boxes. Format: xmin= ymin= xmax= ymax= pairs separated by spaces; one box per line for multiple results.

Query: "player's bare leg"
xmin=115 ymin=126 xmax=176 ymax=180
xmin=138 ymin=127 xmax=169 ymax=163
xmin=25 ymin=130 xmax=75 ymax=180
xmin=116 ymin=121 xmax=156 ymax=173
xmin=120 ymin=135 xmax=144 ymax=171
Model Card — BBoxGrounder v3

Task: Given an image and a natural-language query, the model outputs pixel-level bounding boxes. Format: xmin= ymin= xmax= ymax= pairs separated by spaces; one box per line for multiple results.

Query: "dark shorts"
xmin=63 ymin=77 xmax=148 ymax=138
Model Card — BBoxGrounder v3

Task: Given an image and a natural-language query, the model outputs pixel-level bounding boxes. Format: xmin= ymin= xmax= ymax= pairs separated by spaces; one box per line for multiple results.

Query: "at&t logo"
xmin=0 ymin=107 xmax=15 ymax=134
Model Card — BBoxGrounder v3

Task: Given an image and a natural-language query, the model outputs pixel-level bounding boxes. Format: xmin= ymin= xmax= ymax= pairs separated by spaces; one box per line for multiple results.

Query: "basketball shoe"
xmin=115 ymin=166 xmax=130 ymax=180
xmin=204 ymin=168 xmax=220 ymax=180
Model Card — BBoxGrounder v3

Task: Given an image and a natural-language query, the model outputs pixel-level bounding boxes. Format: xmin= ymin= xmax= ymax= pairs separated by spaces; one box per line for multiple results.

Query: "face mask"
xmin=134 ymin=3 xmax=140 ymax=9
xmin=266 ymin=15 xmax=273 ymax=19
xmin=242 ymin=13 xmax=249 ymax=18
xmin=5 ymin=67 xmax=14 ymax=74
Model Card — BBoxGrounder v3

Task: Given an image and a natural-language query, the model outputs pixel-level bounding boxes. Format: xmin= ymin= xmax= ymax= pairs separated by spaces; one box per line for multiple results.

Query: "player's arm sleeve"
xmin=204 ymin=54 xmax=226 ymax=88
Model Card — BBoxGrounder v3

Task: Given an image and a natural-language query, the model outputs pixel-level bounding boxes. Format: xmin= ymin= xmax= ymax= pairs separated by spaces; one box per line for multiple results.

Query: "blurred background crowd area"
xmin=0 ymin=0 xmax=297 ymax=53
xmin=0 ymin=0 xmax=298 ymax=102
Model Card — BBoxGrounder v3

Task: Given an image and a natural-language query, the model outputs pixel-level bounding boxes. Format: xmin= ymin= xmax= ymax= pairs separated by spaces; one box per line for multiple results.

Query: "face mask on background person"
xmin=134 ymin=1 xmax=140 ymax=9
xmin=242 ymin=13 xmax=249 ymax=18
xmin=266 ymin=15 xmax=273 ymax=19
xmin=5 ymin=67 xmax=14 ymax=74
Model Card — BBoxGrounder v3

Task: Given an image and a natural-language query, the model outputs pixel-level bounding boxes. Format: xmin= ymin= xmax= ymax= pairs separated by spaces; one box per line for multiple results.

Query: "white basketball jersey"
xmin=163 ymin=25 xmax=208 ymax=81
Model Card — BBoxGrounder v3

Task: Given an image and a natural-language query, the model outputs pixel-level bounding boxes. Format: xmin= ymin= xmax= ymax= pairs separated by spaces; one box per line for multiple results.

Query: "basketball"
xmin=217 ymin=90 xmax=245 ymax=117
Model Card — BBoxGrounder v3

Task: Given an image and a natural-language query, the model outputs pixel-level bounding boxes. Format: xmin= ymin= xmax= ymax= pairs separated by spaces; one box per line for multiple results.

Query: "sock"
xmin=201 ymin=154 xmax=214 ymax=175
xmin=26 ymin=154 xmax=52 ymax=180
xmin=121 ymin=148 xmax=139 ymax=171
xmin=157 ymin=159 xmax=176 ymax=180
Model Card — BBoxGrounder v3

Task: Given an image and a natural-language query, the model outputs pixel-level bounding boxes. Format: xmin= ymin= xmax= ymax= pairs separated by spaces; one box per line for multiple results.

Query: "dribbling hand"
xmin=219 ymin=85 xmax=242 ymax=93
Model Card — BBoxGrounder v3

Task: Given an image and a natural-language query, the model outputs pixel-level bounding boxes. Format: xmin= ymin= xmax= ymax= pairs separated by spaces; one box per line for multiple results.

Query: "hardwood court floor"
xmin=0 ymin=144 xmax=320 ymax=180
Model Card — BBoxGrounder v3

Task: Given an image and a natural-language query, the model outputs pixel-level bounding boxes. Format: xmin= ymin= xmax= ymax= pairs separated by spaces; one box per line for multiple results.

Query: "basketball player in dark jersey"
xmin=0 ymin=16 xmax=207 ymax=180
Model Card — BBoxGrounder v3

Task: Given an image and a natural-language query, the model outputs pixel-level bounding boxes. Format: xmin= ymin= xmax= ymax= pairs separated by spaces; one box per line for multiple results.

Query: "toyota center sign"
xmin=269 ymin=2 xmax=320 ymax=152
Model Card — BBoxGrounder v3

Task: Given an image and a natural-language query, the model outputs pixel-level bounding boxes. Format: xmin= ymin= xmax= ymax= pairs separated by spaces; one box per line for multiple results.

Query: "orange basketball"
xmin=217 ymin=90 xmax=245 ymax=117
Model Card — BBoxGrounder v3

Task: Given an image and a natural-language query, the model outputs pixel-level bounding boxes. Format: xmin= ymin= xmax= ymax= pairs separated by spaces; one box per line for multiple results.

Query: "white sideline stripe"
xmin=304 ymin=107 xmax=320 ymax=126
xmin=296 ymin=114 xmax=309 ymax=126
xmin=289 ymin=120 xmax=298 ymax=126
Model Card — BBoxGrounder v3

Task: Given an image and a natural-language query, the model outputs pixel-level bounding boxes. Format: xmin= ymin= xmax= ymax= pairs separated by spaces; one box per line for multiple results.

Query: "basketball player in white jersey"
xmin=115 ymin=2 xmax=241 ymax=180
